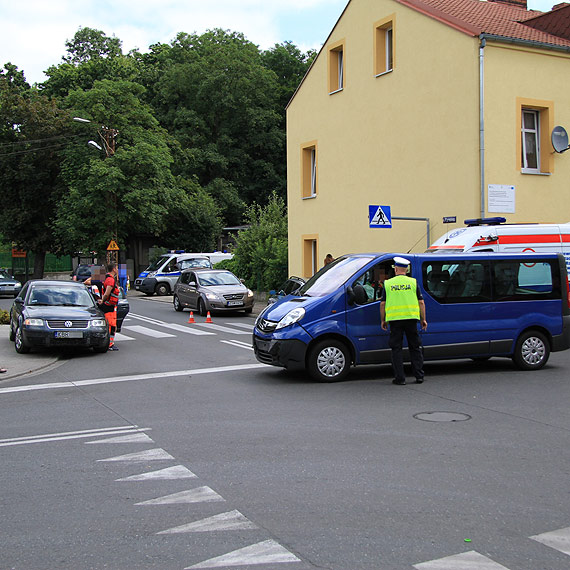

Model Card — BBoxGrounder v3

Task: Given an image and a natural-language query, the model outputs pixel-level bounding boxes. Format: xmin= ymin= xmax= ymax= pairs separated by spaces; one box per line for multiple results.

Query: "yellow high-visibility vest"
xmin=384 ymin=275 xmax=420 ymax=321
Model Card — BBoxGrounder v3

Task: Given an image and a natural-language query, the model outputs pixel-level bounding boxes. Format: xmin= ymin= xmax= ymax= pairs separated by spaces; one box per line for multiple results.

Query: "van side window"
xmin=493 ymin=260 xmax=558 ymax=301
xmin=422 ymin=261 xmax=490 ymax=303
xmin=351 ymin=261 xmax=393 ymax=304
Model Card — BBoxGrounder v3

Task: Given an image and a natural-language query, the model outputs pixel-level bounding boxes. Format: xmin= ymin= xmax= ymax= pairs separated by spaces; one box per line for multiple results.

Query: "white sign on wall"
xmin=488 ymin=184 xmax=515 ymax=214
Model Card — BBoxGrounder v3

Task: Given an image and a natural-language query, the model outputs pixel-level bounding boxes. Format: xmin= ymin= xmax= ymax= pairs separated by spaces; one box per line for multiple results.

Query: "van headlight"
xmin=276 ymin=307 xmax=305 ymax=330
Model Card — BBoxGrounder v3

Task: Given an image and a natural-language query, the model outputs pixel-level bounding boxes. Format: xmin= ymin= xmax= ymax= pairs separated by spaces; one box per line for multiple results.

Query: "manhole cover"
xmin=413 ymin=411 xmax=472 ymax=422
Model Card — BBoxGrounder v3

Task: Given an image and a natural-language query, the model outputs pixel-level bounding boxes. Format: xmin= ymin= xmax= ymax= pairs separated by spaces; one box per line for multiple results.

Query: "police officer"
xmin=380 ymin=257 xmax=427 ymax=385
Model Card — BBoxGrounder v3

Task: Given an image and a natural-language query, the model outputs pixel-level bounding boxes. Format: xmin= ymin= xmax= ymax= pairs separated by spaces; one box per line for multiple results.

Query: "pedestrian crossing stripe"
xmin=414 ymin=550 xmax=509 ymax=569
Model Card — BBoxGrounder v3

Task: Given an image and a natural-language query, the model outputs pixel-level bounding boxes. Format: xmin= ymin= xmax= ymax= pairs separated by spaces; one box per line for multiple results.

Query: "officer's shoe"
xmin=392 ymin=379 xmax=406 ymax=385
xmin=415 ymin=377 xmax=424 ymax=384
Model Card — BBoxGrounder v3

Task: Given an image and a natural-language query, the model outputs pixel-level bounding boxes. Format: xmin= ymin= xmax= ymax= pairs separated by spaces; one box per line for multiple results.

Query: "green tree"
xmin=0 ymin=69 xmax=71 ymax=277
xmin=261 ymin=41 xmax=316 ymax=122
xmin=136 ymin=29 xmax=286 ymax=214
xmin=228 ymin=192 xmax=288 ymax=291
xmin=54 ymin=79 xmax=194 ymax=254
xmin=42 ymin=28 xmax=137 ymax=99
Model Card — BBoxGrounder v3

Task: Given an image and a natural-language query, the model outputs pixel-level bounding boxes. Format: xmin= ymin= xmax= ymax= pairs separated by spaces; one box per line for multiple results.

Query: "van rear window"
xmin=422 ymin=259 xmax=560 ymax=303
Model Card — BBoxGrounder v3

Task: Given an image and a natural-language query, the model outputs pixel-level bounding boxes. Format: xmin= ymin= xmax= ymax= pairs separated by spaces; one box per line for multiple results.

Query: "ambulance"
xmin=428 ymin=217 xmax=570 ymax=274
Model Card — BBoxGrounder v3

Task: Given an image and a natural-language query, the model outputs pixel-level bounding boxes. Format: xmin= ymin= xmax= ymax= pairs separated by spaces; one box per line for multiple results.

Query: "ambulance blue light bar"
xmin=464 ymin=217 xmax=506 ymax=227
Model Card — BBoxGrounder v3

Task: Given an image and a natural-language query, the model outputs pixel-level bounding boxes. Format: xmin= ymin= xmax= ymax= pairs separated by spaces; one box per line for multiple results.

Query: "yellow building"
xmin=286 ymin=0 xmax=570 ymax=278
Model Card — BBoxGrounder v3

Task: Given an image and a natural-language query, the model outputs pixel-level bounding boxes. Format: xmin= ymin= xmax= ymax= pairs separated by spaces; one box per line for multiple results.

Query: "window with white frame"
xmin=301 ymin=142 xmax=317 ymax=198
xmin=328 ymin=41 xmax=345 ymax=94
xmin=521 ymin=109 xmax=540 ymax=173
xmin=374 ymin=17 xmax=395 ymax=76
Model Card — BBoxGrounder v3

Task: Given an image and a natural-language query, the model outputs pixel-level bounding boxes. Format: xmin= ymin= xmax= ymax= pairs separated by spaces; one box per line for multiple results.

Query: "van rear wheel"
xmin=308 ymin=339 xmax=350 ymax=382
xmin=513 ymin=330 xmax=549 ymax=370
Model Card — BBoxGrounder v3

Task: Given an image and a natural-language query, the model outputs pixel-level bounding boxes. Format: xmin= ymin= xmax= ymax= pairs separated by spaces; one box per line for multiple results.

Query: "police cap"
xmin=393 ymin=256 xmax=411 ymax=268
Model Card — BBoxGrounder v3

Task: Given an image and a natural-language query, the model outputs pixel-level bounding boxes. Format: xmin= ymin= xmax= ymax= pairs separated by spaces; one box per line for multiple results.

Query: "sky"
xmin=0 ymin=0 xmax=559 ymax=85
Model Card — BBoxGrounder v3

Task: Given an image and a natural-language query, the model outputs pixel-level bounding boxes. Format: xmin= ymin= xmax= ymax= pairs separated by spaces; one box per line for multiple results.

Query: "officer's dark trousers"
xmin=388 ymin=319 xmax=424 ymax=381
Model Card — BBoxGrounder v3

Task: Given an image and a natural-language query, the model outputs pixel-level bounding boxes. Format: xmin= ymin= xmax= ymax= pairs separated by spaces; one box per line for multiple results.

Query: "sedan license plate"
xmin=55 ymin=331 xmax=83 ymax=339
xmin=227 ymin=300 xmax=244 ymax=307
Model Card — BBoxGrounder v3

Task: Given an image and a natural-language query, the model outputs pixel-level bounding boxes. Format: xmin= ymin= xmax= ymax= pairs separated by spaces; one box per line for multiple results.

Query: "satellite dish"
xmin=551 ymin=126 xmax=570 ymax=153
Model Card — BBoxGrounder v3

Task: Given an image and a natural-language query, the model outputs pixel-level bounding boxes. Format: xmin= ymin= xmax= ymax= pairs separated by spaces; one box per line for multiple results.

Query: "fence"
xmin=0 ymin=251 xmax=72 ymax=275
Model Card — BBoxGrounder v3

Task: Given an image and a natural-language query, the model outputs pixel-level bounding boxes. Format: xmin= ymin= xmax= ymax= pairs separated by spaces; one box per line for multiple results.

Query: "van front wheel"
xmin=308 ymin=339 xmax=350 ymax=382
xmin=513 ymin=330 xmax=549 ymax=370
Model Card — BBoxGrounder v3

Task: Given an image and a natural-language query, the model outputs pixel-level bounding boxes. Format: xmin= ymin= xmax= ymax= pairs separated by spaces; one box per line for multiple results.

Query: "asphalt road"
xmin=1 ymin=292 xmax=569 ymax=569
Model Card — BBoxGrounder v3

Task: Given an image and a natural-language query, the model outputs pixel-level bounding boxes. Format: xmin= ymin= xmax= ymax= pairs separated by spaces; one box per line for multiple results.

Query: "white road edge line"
xmin=0 ymin=363 xmax=268 ymax=395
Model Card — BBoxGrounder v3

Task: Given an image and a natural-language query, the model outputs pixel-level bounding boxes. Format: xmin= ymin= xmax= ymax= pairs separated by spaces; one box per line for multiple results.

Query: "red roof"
xmin=395 ymin=0 xmax=570 ymax=48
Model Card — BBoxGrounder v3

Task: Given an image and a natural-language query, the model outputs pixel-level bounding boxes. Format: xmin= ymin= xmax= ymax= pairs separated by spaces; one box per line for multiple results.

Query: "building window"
xmin=521 ymin=109 xmax=539 ymax=172
xmin=302 ymin=236 xmax=318 ymax=278
xmin=328 ymin=40 xmax=345 ymax=94
xmin=517 ymin=98 xmax=553 ymax=175
xmin=374 ymin=16 xmax=395 ymax=76
xmin=301 ymin=141 xmax=317 ymax=198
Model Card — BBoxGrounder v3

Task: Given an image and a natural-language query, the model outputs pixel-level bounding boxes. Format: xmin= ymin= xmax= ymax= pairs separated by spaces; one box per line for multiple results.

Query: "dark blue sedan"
xmin=10 ymin=280 xmax=110 ymax=354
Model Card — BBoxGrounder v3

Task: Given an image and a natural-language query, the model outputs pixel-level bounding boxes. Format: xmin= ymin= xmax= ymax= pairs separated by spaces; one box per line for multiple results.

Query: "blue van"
xmin=253 ymin=253 xmax=570 ymax=381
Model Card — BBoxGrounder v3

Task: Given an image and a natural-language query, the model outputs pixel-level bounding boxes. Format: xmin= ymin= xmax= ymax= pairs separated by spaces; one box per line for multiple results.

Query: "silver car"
xmin=173 ymin=269 xmax=254 ymax=315
xmin=0 ymin=269 xmax=22 ymax=298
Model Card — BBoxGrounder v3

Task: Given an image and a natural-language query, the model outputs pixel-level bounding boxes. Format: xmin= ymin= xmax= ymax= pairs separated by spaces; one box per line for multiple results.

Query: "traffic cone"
xmin=205 ymin=311 xmax=213 ymax=323
xmin=188 ymin=312 xmax=195 ymax=324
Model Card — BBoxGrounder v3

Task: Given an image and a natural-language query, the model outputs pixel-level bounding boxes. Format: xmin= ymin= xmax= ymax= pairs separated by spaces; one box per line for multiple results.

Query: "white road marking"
xmin=192 ymin=323 xmax=250 ymax=335
xmin=0 ymin=363 xmax=268 ymax=395
xmin=185 ymin=539 xmax=301 ymax=568
xmin=413 ymin=550 xmax=510 ymax=569
xmin=0 ymin=426 xmax=149 ymax=447
xmin=98 ymin=448 xmax=174 ymax=462
xmin=116 ymin=465 xmax=197 ymax=482
xmin=135 ymin=486 xmax=224 ymax=506
xmin=129 ymin=313 xmax=215 ymax=335
xmin=530 ymin=526 xmax=570 ymax=557
xmin=85 ymin=433 xmax=154 ymax=444
xmin=114 ymin=332 xmax=135 ymax=341
xmin=157 ymin=322 xmax=216 ymax=336
xmin=224 ymin=322 xmax=254 ymax=330
xmin=123 ymin=325 xmax=175 ymax=338
xmin=157 ymin=510 xmax=257 ymax=534
xmin=221 ymin=340 xmax=254 ymax=351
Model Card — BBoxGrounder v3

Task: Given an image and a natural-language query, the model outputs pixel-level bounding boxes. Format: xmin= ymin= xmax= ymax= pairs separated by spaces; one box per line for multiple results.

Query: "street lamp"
xmin=73 ymin=117 xmax=118 ymax=158
xmin=74 ymin=116 xmax=119 ymax=264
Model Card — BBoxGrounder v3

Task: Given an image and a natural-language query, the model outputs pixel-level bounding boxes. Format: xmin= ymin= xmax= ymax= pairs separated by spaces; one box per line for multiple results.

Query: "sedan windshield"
xmin=298 ymin=256 xmax=375 ymax=297
xmin=0 ymin=270 xmax=11 ymax=279
xmin=28 ymin=286 xmax=95 ymax=307
xmin=197 ymin=272 xmax=241 ymax=286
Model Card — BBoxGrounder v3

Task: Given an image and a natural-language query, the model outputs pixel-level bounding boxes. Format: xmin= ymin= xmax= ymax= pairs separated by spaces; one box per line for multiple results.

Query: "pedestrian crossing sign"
xmin=369 ymin=205 xmax=392 ymax=228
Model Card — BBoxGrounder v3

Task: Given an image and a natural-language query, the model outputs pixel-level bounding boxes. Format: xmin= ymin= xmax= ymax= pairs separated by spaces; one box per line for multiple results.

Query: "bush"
xmin=0 ymin=309 xmax=9 ymax=325
xmin=229 ymin=192 xmax=288 ymax=291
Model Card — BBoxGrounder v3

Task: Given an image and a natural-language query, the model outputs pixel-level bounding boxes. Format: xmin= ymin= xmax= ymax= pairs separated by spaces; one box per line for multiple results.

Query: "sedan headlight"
xmin=24 ymin=318 xmax=44 ymax=326
xmin=90 ymin=319 xmax=107 ymax=327
xmin=246 ymin=289 xmax=254 ymax=298
xmin=275 ymin=307 xmax=305 ymax=330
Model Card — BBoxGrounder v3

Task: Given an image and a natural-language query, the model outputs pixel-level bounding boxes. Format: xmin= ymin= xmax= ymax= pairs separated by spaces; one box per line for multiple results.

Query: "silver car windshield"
xmin=28 ymin=286 xmax=95 ymax=307
xmin=197 ymin=272 xmax=241 ymax=286
xmin=298 ymin=256 xmax=375 ymax=297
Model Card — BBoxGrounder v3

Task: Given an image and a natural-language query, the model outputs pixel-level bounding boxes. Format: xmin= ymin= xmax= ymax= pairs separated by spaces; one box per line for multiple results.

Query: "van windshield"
xmin=146 ymin=256 xmax=169 ymax=271
xmin=298 ymin=256 xmax=374 ymax=297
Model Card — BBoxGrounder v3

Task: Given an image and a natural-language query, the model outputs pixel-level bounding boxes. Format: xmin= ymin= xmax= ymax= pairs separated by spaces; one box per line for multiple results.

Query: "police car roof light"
xmin=464 ymin=217 xmax=506 ymax=227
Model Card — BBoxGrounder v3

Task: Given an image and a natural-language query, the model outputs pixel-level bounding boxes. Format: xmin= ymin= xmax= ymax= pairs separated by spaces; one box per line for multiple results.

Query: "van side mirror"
xmin=347 ymin=286 xmax=355 ymax=306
